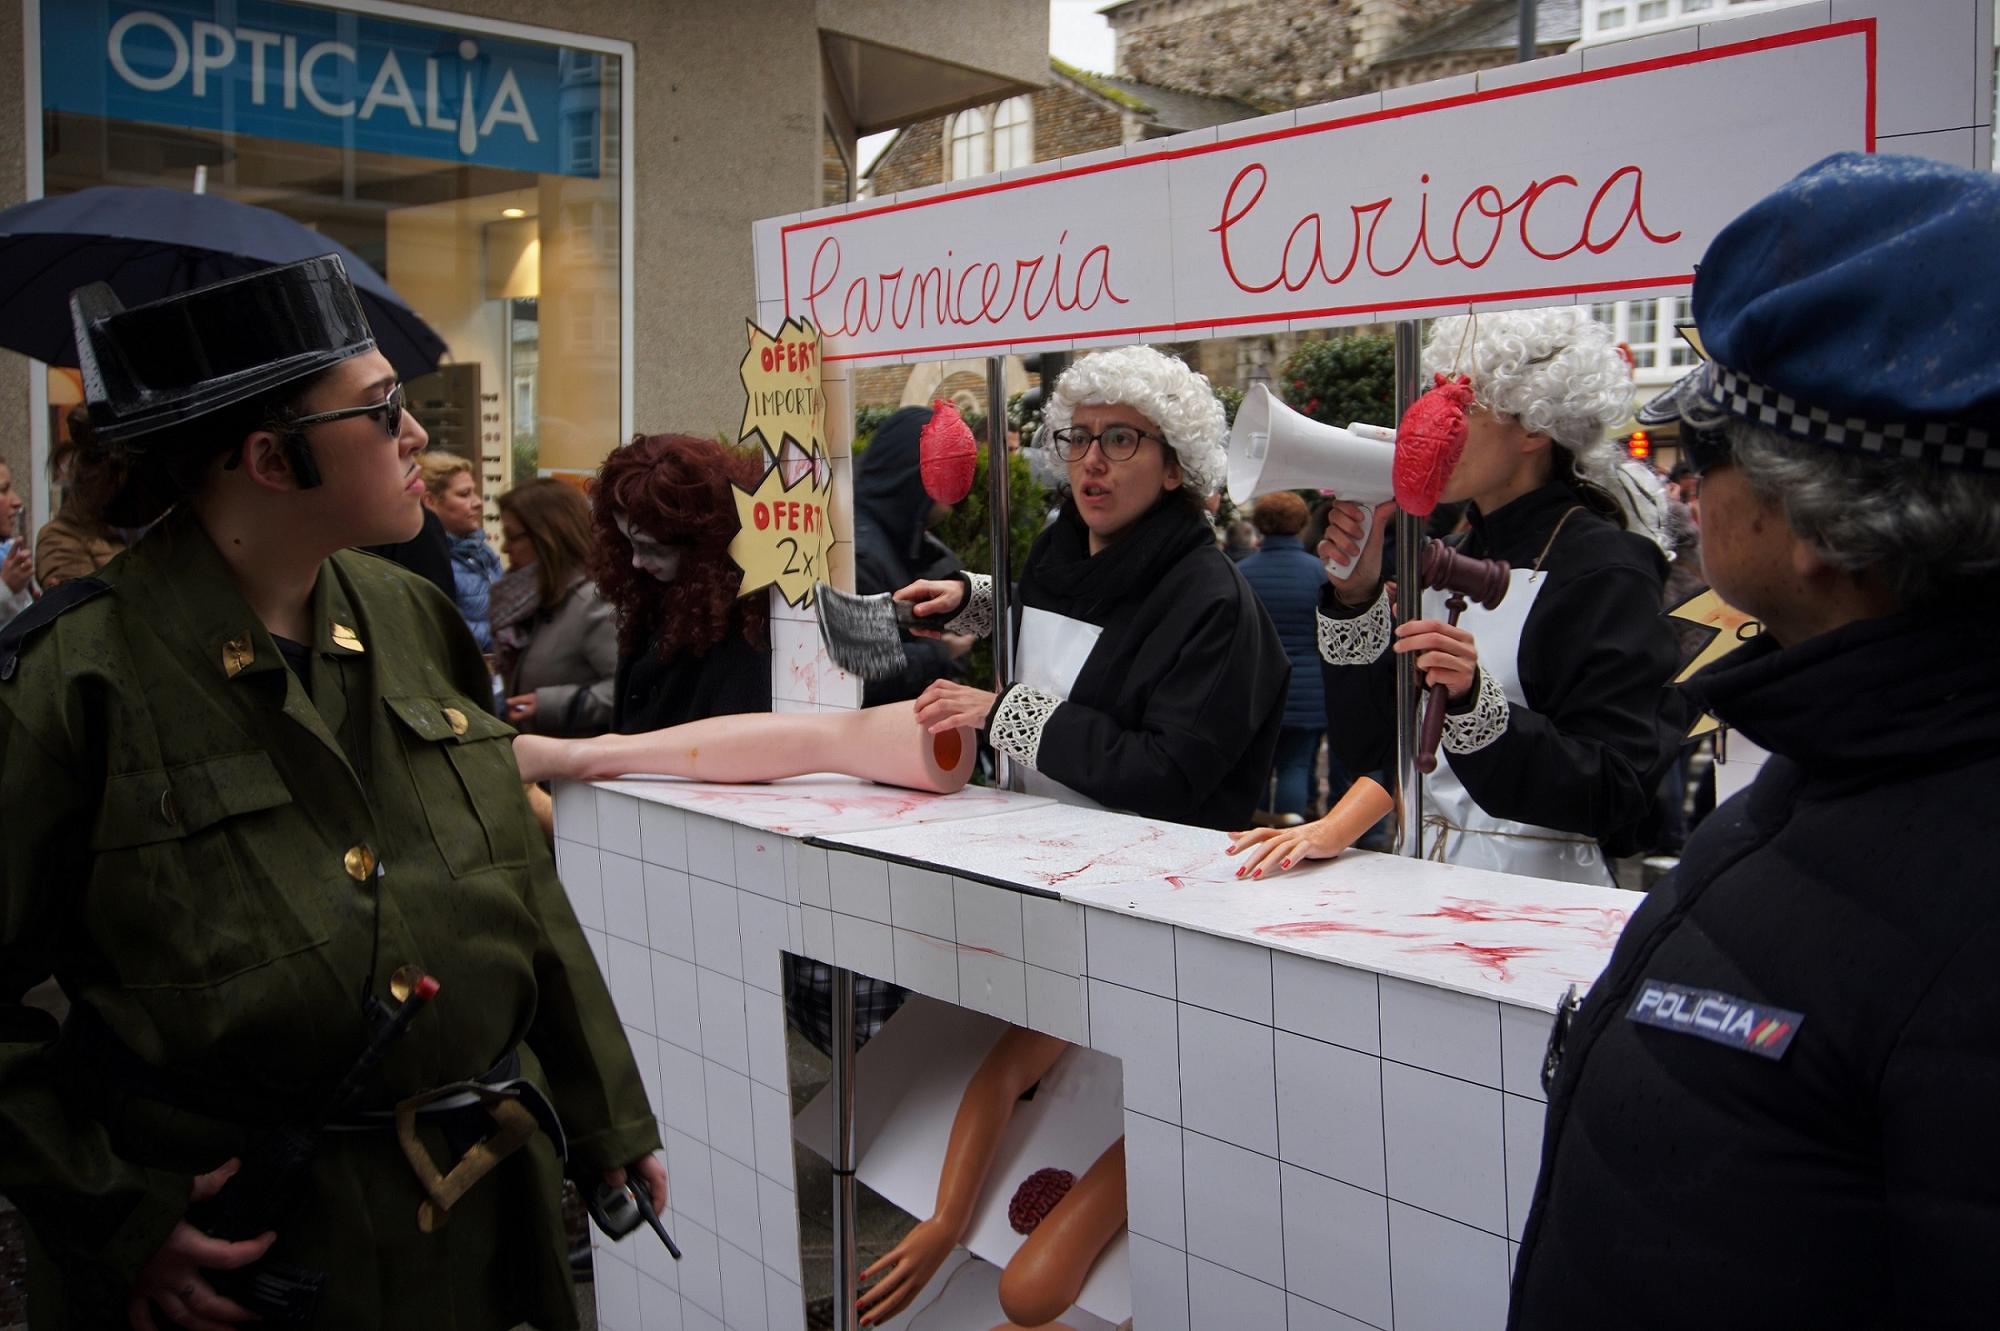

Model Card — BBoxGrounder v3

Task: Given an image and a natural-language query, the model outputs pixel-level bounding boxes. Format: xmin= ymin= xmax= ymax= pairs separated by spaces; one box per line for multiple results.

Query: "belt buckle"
xmin=394 ymin=1083 xmax=538 ymax=1233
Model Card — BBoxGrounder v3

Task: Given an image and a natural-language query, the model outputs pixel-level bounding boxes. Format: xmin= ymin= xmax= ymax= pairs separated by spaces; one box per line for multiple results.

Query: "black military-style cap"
xmin=71 ymin=253 xmax=377 ymax=445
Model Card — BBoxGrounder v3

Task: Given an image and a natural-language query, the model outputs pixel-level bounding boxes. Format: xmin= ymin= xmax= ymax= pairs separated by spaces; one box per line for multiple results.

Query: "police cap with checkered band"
xmin=1638 ymin=152 xmax=1998 ymax=473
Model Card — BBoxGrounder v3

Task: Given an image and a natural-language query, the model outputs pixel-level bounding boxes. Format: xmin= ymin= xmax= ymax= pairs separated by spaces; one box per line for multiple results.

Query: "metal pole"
xmin=1392 ymin=321 xmax=1426 ymax=859
xmin=986 ymin=356 xmax=1021 ymax=792
xmin=829 ymin=965 xmax=859 ymax=1329
xmin=1518 ymin=0 xmax=1536 ymax=61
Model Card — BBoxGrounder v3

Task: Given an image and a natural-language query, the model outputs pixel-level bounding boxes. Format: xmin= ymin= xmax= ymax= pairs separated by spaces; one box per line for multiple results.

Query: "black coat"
xmin=612 ymin=618 xmax=769 ymax=733
xmin=1007 ymin=499 xmax=1289 ymax=831
xmin=852 ymin=405 xmax=963 ymax=706
xmin=1323 ymin=482 xmax=1681 ymax=851
xmin=1511 ymin=611 xmax=2000 ymax=1328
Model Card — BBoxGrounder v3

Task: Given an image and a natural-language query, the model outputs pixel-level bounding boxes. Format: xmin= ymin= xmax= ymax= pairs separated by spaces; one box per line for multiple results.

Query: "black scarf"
xmin=1022 ymin=495 xmax=1217 ymax=611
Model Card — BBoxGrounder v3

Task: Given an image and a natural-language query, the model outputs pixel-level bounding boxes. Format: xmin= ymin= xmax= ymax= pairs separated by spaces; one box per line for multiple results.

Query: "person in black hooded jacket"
xmin=851 ymin=405 xmax=973 ymax=706
xmin=1511 ymin=153 xmax=2000 ymax=1330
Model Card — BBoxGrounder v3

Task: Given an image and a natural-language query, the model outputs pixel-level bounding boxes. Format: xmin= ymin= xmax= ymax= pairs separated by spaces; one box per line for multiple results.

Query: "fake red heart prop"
xmin=920 ymin=399 xmax=978 ymax=504
xmin=1394 ymin=372 xmax=1473 ymax=516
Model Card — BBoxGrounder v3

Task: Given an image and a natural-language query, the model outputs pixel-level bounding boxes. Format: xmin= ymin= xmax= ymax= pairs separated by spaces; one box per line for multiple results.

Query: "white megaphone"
xmin=1227 ymin=382 xmax=1397 ymax=579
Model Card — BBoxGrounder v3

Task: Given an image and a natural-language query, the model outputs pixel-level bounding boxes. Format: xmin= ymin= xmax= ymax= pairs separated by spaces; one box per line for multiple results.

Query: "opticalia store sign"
xmin=41 ymin=0 xmax=604 ymax=177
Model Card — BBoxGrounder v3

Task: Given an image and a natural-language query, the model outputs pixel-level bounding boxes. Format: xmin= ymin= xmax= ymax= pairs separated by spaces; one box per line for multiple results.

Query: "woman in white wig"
xmin=899 ymin=345 xmax=1289 ymax=830
xmin=1311 ymin=307 xmax=1680 ymax=883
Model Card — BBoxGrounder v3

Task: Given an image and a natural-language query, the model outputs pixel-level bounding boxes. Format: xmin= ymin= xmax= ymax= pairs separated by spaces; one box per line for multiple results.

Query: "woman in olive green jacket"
xmin=0 ymin=258 xmax=662 ymax=1331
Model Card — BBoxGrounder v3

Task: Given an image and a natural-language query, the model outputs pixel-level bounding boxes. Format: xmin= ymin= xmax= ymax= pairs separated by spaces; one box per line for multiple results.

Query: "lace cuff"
xmin=944 ymin=573 xmax=994 ymax=637
xmin=1441 ymin=667 xmax=1510 ymax=756
xmin=1316 ymin=590 xmax=1392 ymax=665
xmin=989 ymin=685 xmax=1061 ymax=772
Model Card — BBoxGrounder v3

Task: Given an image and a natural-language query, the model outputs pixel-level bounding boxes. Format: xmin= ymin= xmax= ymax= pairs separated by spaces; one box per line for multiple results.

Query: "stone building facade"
xmin=1103 ymin=0 xmax=1478 ymax=107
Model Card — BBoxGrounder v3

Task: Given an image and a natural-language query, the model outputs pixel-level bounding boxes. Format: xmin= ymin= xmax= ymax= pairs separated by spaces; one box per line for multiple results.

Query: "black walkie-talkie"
xmin=588 ymin=1177 xmax=682 ymax=1260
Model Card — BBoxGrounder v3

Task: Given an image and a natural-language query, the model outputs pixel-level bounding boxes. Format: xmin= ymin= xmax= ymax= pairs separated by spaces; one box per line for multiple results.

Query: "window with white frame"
xmin=1591 ymin=295 xmax=1696 ymax=372
xmin=991 ymin=97 xmax=1032 ymax=172
xmin=947 ymin=97 xmax=1034 ymax=180
xmin=948 ymin=109 xmax=988 ymax=180
xmin=1589 ymin=0 xmax=1788 ymax=37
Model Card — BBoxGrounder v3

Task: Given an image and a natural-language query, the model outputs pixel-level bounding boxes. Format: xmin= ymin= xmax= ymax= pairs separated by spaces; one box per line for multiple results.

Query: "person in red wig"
xmin=592 ymin=433 xmax=772 ymax=733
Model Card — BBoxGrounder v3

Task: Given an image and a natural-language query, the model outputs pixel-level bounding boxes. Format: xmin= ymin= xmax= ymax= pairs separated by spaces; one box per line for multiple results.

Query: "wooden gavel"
xmin=1413 ymin=540 xmax=1511 ymax=775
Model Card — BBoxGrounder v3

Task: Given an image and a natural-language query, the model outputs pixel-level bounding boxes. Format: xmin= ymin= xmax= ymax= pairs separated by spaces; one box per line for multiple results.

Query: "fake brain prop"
xmin=1394 ymin=372 xmax=1474 ymax=516
xmin=1008 ymin=1167 xmax=1076 ymax=1234
xmin=920 ymin=398 xmax=978 ymax=505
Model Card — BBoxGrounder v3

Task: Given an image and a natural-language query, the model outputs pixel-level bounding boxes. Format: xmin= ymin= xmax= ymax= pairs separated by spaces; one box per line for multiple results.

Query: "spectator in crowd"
xmin=0 ymin=459 xmax=32 ymax=627
xmin=0 ymin=256 xmax=658 ymax=1330
xmin=592 ymin=433 xmax=771 ymax=731
xmin=1314 ymin=307 xmax=1680 ymax=884
xmin=852 ymin=405 xmax=973 ymax=706
xmin=1512 ymin=150 xmax=2000 ymax=1331
xmin=899 ymin=346 xmax=1289 ymax=831
xmin=1223 ymin=517 xmax=1261 ymax=562
xmin=1236 ymin=491 xmax=1334 ymax=821
xmin=494 ymin=477 xmax=616 ymax=735
xmin=36 ymin=407 xmax=128 ymax=588
xmin=419 ymin=451 xmax=502 ymax=650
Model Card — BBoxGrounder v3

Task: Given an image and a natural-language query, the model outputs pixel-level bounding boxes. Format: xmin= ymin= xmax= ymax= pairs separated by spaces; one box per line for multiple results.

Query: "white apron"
xmin=1013 ymin=605 xmax=1107 ymax=809
xmin=1421 ymin=570 xmax=1612 ymax=885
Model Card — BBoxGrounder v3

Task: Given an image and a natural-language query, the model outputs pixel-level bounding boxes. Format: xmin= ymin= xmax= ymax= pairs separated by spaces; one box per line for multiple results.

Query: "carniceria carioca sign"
xmin=39 ymin=0 xmax=600 ymax=177
xmin=755 ymin=6 xmax=1984 ymax=364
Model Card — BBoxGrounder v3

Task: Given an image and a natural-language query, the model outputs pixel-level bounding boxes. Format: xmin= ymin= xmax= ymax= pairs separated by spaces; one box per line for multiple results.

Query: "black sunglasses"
xmin=1051 ymin=423 xmax=1166 ymax=463
xmin=285 ymin=383 xmax=408 ymax=439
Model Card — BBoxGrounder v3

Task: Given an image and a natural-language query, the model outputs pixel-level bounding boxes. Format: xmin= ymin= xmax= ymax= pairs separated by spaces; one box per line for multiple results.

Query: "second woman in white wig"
xmin=900 ymin=345 xmax=1290 ymax=830
xmin=1311 ymin=307 xmax=1681 ymax=883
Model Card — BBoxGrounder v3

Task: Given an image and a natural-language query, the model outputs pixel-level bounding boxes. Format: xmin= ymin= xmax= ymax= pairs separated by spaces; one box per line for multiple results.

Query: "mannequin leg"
xmin=514 ymin=701 xmax=975 ymax=793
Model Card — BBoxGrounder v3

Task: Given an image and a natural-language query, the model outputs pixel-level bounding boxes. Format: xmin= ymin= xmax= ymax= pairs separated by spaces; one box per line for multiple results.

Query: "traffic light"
xmin=1627 ymin=428 xmax=1651 ymax=461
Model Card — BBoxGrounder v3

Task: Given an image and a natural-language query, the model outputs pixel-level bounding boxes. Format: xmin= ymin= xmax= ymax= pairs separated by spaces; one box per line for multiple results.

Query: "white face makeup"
xmin=615 ymin=512 xmax=684 ymax=582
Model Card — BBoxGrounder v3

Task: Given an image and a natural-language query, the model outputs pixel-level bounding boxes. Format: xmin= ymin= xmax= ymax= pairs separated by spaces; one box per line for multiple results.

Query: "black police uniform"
xmin=1510 ymin=611 xmax=2000 ymax=1327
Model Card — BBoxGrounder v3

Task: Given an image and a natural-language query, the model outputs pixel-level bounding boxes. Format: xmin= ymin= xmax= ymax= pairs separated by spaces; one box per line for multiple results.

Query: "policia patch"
xmin=1626 ymin=979 xmax=1802 ymax=1060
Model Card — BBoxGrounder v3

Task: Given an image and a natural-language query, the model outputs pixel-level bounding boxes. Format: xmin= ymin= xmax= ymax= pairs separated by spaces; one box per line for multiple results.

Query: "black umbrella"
xmin=0 ymin=186 xmax=447 ymax=380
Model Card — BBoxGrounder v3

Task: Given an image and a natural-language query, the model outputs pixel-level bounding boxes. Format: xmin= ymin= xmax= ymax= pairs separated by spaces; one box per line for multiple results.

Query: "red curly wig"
xmin=591 ymin=433 xmax=770 ymax=663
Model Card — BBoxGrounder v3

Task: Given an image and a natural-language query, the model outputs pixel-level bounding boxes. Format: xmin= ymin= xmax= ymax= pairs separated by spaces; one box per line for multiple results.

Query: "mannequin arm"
xmin=1225 ymin=775 xmax=1394 ymax=878
xmin=857 ymin=1027 xmax=1070 ymax=1326
xmin=998 ymin=1138 xmax=1127 ymax=1328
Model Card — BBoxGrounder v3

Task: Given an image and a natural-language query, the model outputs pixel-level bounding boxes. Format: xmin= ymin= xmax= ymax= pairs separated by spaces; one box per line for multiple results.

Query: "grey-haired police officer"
xmin=1510 ymin=153 xmax=2000 ymax=1328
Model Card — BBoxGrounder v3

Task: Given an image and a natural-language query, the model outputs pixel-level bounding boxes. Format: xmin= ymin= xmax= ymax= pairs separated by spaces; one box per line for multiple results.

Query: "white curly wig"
xmin=1422 ymin=308 xmax=1633 ymax=494
xmin=1037 ymin=346 xmax=1229 ymax=497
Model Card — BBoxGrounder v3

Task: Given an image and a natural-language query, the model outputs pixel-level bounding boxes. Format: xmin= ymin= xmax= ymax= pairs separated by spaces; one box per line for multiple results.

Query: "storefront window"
xmin=36 ymin=0 xmax=628 ymax=518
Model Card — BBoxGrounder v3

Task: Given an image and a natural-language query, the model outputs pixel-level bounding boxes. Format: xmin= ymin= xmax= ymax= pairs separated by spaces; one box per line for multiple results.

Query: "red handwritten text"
xmin=805 ymin=230 xmax=1129 ymax=339
xmin=1212 ymin=162 xmax=1682 ymax=295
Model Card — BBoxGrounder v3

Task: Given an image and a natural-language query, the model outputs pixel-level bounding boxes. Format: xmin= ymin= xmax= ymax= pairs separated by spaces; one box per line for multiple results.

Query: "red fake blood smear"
xmin=1256 ymin=920 xmax=1425 ymax=939
xmin=1410 ymin=941 xmax=1547 ymax=982
xmin=933 ymin=730 xmax=963 ymax=770
xmin=1009 ymin=1168 xmax=1075 ymax=1234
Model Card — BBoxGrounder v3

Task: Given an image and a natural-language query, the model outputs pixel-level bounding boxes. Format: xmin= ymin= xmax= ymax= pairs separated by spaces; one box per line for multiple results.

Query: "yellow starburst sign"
xmin=729 ymin=458 xmax=833 ymax=608
xmin=739 ymin=316 xmax=825 ymax=459
xmin=1670 ymin=587 xmax=1763 ymax=737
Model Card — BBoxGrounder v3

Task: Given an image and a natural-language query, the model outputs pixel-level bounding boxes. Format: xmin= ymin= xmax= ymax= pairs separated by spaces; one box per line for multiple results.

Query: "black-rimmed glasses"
xmin=1050 ymin=423 xmax=1165 ymax=463
xmin=286 ymin=383 xmax=407 ymax=439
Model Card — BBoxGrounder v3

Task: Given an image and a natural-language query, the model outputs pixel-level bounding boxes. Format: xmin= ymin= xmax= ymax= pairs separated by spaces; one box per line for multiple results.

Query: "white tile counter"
xmin=561 ymin=775 xmax=1634 ymax=1331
